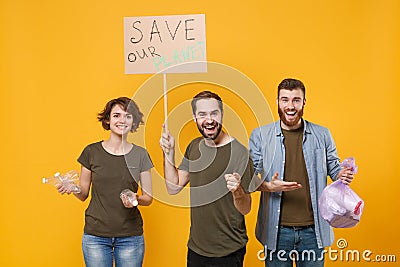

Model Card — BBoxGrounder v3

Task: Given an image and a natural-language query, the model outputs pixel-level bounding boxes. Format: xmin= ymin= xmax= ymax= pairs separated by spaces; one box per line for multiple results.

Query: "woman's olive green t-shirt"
xmin=78 ymin=141 xmax=153 ymax=237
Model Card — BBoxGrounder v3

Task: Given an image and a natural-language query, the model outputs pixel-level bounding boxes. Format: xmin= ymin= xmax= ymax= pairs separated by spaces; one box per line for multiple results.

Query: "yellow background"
xmin=1 ymin=0 xmax=399 ymax=266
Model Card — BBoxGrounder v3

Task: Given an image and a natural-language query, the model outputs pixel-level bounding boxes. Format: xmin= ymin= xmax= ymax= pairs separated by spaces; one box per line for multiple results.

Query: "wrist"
xmin=232 ymin=185 xmax=245 ymax=197
xmin=164 ymin=152 xmax=176 ymax=166
xmin=259 ymin=181 xmax=272 ymax=192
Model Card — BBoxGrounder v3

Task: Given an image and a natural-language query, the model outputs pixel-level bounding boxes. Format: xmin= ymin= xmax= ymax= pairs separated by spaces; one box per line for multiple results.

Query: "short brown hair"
xmin=97 ymin=97 xmax=144 ymax=132
xmin=278 ymin=78 xmax=306 ymax=98
xmin=191 ymin=91 xmax=223 ymax=115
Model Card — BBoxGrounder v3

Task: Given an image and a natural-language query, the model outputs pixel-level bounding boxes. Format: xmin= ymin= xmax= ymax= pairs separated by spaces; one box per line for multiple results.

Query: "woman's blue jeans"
xmin=82 ymin=233 xmax=144 ymax=267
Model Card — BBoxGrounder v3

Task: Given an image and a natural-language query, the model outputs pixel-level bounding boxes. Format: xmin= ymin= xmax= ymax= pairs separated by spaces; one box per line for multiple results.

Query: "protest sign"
xmin=124 ymin=14 xmax=207 ymax=74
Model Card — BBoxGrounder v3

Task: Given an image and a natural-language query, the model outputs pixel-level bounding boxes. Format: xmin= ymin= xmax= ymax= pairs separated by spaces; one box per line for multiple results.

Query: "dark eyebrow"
xmin=112 ymin=112 xmax=132 ymax=115
xmin=197 ymin=109 xmax=219 ymax=114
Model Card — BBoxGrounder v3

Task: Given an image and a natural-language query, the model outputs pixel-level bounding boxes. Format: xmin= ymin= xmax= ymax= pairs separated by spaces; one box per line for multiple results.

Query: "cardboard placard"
xmin=124 ymin=14 xmax=207 ymax=74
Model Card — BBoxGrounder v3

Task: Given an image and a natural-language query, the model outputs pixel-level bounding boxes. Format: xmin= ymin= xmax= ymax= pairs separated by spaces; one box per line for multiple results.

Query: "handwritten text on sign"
xmin=124 ymin=14 xmax=207 ymax=74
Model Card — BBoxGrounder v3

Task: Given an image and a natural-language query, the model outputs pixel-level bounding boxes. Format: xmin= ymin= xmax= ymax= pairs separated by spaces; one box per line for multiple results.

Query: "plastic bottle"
xmin=42 ymin=170 xmax=81 ymax=193
xmin=120 ymin=189 xmax=138 ymax=206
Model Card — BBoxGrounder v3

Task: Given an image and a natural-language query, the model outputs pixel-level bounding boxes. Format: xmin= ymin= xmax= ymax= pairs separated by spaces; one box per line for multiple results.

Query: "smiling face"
xmin=278 ymin=88 xmax=306 ymax=130
xmin=107 ymin=104 xmax=134 ymax=136
xmin=193 ymin=98 xmax=223 ymax=140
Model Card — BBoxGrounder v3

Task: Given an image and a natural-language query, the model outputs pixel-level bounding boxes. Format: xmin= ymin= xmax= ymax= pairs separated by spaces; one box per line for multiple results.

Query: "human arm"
xmin=323 ymin=128 xmax=344 ymax=179
xmin=225 ymin=173 xmax=251 ymax=215
xmin=335 ymin=167 xmax=354 ymax=185
xmin=159 ymin=126 xmax=190 ymax=194
xmin=121 ymin=169 xmax=153 ymax=208
xmin=323 ymin=129 xmax=355 ymax=185
xmin=73 ymin=165 xmax=91 ymax=201
xmin=55 ymin=165 xmax=91 ymax=201
xmin=248 ymin=128 xmax=264 ymax=177
xmin=256 ymin=172 xmax=302 ymax=192
xmin=249 ymin=129 xmax=302 ymax=193
xmin=137 ymin=169 xmax=153 ymax=206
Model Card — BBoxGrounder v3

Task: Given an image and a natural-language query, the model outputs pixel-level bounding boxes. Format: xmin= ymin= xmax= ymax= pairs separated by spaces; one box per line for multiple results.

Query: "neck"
xmin=281 ymin=120 xmax=303 ymax=131
xmin=204 ymin=131 xmax=232 ymax=147
xmin=103 ymin=133 xmax=132 ymax=154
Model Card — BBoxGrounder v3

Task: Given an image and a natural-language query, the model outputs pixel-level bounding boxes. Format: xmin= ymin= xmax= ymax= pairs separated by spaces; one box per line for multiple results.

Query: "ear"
xmin=303 ymin=98 xmax=306 ymax=106
xmin=192 ymin=114 xmax=196 ymax=122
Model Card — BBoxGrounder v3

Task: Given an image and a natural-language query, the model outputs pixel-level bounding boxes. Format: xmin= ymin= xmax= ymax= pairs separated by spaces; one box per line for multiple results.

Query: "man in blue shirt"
xmin=249 ymin=78 xmax=355 ymax=267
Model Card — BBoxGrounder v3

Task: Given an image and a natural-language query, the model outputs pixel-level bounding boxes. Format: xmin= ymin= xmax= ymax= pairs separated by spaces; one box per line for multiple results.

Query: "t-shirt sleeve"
xmin=240 ymin=155 xmax=255 ymax=194
xmin=178 ymin=143 xmax=191 ymax=172
xmin=77 ymin=145 xmax=92 ymax=170
xmin=140 ymin=149 xmax=154 ymax=172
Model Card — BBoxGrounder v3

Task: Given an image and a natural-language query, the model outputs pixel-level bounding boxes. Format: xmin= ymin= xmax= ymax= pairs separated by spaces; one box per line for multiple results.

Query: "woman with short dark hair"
xmin=58 ymin=97 xmax=153 ymax=267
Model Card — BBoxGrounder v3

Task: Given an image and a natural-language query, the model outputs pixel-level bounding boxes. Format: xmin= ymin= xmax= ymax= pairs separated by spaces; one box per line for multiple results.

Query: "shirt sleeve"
xmin=240 ymin=156 xmax=256 ymax=194
xmin=140 ymin=149 xmax=154 ymax=172
xmin=249 ymin=128 xmax=264 ymax=176
xmin=77 ymin=145 xmax=92 ymax=170
xmin=178 ymin=142 xmax=191 ymax=172
xmin=325 ymin=129 xmax=341 ymax=181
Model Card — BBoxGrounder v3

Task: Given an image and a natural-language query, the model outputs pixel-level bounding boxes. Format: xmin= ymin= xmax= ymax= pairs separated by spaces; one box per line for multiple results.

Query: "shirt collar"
xmin=274 ymin=119 xmax=310 ymax=136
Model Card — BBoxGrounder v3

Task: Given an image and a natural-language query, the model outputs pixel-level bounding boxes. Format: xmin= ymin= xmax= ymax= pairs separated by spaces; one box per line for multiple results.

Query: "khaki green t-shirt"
xmin=78 ymin=141 xmax=153 ymax=237
xmin=280 ymin=126 xmax=314 ymax=226
xmin=179 ymin=137 xmax=254 ymax=257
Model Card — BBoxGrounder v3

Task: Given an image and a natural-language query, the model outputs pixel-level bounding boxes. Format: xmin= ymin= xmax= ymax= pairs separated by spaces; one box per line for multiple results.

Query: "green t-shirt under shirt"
xmin=78 ymin=141 xmax=153 ymax=237
xmin=280 ymin=126 xmax=314 ymax=226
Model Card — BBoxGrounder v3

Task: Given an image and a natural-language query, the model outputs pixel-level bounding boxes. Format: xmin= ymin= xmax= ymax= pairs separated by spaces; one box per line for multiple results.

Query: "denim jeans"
xmin=265 ymin=226 xmax=324 ymax=267
xmin=82 ymin=233 xmax=144 ymax=267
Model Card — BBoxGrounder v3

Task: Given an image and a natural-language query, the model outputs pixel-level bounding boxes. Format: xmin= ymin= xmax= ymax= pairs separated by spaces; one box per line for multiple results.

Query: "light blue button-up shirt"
xmin=249 ymin=120 xmax=341 ymax=250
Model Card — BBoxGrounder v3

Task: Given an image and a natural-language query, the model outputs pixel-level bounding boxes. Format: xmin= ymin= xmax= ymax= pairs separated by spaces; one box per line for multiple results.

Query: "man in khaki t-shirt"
xmin=160 ymin=91 xmax=254 ymax=267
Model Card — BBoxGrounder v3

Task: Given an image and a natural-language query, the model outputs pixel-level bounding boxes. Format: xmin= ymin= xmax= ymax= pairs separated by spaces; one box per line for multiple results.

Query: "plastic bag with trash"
xmin=318 ymin=157 xmax=364 ymax=228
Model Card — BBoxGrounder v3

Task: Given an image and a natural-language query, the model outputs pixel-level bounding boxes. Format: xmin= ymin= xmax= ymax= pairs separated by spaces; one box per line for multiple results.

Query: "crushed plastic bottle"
xmin=42 ymin=170 xmax=81 ymax=193
xmin=120 ymin=189 xmax=138 ymax=206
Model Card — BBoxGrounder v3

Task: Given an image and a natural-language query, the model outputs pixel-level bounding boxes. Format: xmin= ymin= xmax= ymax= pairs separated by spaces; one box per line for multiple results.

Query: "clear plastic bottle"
xmin=120 ymin=189 xmax=138 ymax=206
xmin=42 ymin=170 xmax=81 ymax=193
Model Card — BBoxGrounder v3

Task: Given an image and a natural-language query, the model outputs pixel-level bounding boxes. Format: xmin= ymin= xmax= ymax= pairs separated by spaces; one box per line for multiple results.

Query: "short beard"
xmin=278 ymin=106 xmax=304 ymax=128
xmin=196 ymin=120 xmax=223 ymax=140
